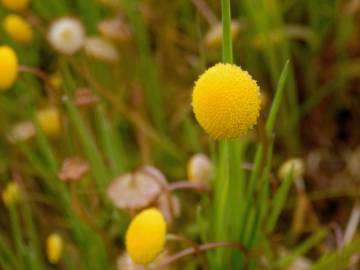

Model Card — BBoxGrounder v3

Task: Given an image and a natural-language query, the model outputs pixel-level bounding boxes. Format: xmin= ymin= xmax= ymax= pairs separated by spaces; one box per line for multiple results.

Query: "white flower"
xmin=48 ymin=18 xmax=85 ymax=55
xmin=84 ymin=37 xmax=119 ymax=62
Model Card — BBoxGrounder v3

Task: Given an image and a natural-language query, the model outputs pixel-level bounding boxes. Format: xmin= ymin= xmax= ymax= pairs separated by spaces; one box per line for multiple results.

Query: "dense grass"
xmin=0 ymin=0 xmax=359 ymax=269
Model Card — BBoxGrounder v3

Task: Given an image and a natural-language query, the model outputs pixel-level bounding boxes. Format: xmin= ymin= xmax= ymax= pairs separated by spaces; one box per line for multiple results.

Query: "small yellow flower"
xmin=1 ymin=0 xmax=28 ymax=11
xmin=4 ymin=14 xmax=33 ymax=43
xmin=126 ymin=208 xmax=166 ymax=265
xmin=46 ymin=233 xmax=63 ymax=264
xmin=36 ymin=107 xmax=61 ymax=136
xmin=0 ymin=46 xmax=19 ymax=91
xmin=192 ymin=63 xmax=261 ymax=139
xmin=48 ymin=73 xmax=62 ymax=90
xmin=2 ymin=182 xmax=21 ymax=207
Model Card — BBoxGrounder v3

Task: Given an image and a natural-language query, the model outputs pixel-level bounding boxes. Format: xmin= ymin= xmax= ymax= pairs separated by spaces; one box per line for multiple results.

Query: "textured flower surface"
xmin=1 ymin=0 xmax=28 ymax=11
xmin=4 ymin=14 xmax=33 ymax=43
xmin=192 ymin=63 xmax=261 ymax=139
xmin=0 ymin=46 xmax=18 ymax=91
xmin=126 ymin=208 xmax=166 ymax=265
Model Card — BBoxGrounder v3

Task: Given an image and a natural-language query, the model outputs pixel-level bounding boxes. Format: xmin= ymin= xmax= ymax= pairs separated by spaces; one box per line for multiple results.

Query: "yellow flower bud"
xmin=46 ymin=233 xmax=63 ymax=264
xmin=2 ymin=182 xmax=21 ymax=207
xmin=192 ymin=63 xmax=261 ymax=139
xmin=126 ymin=208 xmax=166 ymax=265
xmin=1 ymin=0 xmax=28 ymax=11
xmin=36 ymin=107 xmax=61 ymax=136
xmin=0 ymin=46 xmax=19 ymax=91
xmin=48 ymin=73 xmax=62 ymax=90
xmin=187 ymin=153 xmax=213 ymax=187
xmin=4 ymin=14 xmax=33 ymax=43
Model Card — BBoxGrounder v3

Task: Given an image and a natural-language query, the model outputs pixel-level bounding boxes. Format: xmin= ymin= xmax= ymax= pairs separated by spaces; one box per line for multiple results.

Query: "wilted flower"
xmin=126 ymin=208 xmax=166 ymax=265
xmin=204 ymin=20 xmax=241 ymax=48
xmin=117 ymin=251 xmax=168 ymax=270
xmin=278 ymin=158 xmax=305 ymax=181
xmin=46 ymin=233 xmax=63 ymax=264
xmin=187 ymin=153 xmax=213 ymax=188
xmin=48 ymin=18 xmax=85 ymax=55
xmin=84 ymin=37 xmax=119 ymax=62
xmin=1 ymin=0 xmax=28 ymax=11
xmin=107 ymin=166 xmax=166 ymax=210
xmin=0 ymin=46 xmax=19 ymax=91
xmin=98 ymin=16 xmax=131 ymax=42
xmin=156 ymin=193 xmax=181 ymax=224
xmin=58 ymin=157 xmax=89 ymax=182
xmin=7 ymin=121 xmax=36 ymax=143
xmin=36 ymin=107 xmax=61 ymax=136
xmin=4 ymin=14 xmax=33 ymax=43
xmin=2 ymin=182 xmax=21 ymax=207
xmin=192 ymin=63 xmax=261 ymax=139
xmin=74 ymin=88 xmax=100 ymax=107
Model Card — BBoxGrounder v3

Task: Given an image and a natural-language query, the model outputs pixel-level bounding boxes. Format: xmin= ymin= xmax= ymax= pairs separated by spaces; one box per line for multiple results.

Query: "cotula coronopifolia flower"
xmin=126 ymin=208 xmax=166 ymax=265
xmin=187 ymin=153 xmax=213 ymax=188
xmin=36 ymin=107 xmax=61 ymax=136
xmin=46 ymin=233 xmax=63 ymax=264
xmin=2 ymin=182 xmax=21 ymax=207
xmin=192 ymin=63 xmax=261 ymax=139
xmin=4 ymin=14 xmax=33 ymax=43
xmin=0 ymin=46 xmax=18 ymax=91
xmin=278 ymin=158 xmax=305 ymax=181
xmin=1 ymin=0 xmax=29 ymax=11
xmin=48 ymin=18 xmax=85 ymax=55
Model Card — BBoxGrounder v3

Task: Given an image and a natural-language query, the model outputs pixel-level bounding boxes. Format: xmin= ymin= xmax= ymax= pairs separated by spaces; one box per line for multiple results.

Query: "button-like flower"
xmin=46 ymin=233 xmax=63 ymax=264
xmin=278 ymin=158 xmax=305 ymax=181
xmin=187 ymin=153 xmax=213 ymax=187
xmin=48 ymin=18 xmax=85 ymax=55
xmin=2 ymin=182 xmax=21 ymax=207
xmin=4 ymin=14 xmax=33 ymax=43
xmin=36 ymin=107 xmax=61 ymax=136
xmin=192 ymin=63 xmax=261 ymax=139
xmin=126 ymin=208 xmax=166 ymax=265
xmin=0 ymin=46 xmax=18 ymax=91
xmin=1 ymin=0 xmax=28 ymax=11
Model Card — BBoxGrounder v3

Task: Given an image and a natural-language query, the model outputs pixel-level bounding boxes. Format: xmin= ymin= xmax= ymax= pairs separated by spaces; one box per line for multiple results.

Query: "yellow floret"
xmin=2 ymin=182 xmax=21 ymax=207
xmin=46 ymin=234 xmax=63 ymax=264
xmin=4 ymin=14 xmax=33 ymax=43
xmin=192 ymin=63 xmax=261 ymax=139
xmin=1 ymin=0 xmax=29 ymax=11
xmin=0 ymin=46 xmax=18 ymax=91
xmin=126 ymin=208 xmax=166 ymax=265
xmin=36 ymin=107 xmax=61 ymax=136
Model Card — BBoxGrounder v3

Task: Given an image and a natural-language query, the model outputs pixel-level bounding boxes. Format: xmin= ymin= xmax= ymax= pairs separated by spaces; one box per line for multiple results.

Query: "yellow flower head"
xmin=126 ymin=208 xmax=166 ymax=265
xmin=0 ymin=46 xmax=19 ymax=91
xmin=4 ymin=14 xmax=33 ymax=43
xmin=192 ymin=63 xmax=261 ymax=139
xmin=2 ymin=182 xmax=21 ymax=207
xmin=36 ymin=107 xmax=61 ymax=136
xmin=1 ymin=0 xmax=29 ymax=11
xmin=46 ymin=233 xmax=63 ymax=264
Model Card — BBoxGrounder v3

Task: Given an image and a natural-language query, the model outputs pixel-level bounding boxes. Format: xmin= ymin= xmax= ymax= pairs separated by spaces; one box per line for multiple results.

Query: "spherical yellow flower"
xmin=46 ymin=233 xmax=63 ymax=264
xmin=126 ymin=208 xmax=166 ymax=265
xmin=1 ymin=0 xmax=28 ymax=11
xmin=0 ymin=46 xmax=18 ymax=91
xmin=192 ymin=63 xmax=261 ymax=139
xmin=2 ymin=182 xmax=21 ymax=207
xmin=36 ymin=107 xmax=61 ymax=136
xmin=4 ymin=14 xmax=33 ymax=43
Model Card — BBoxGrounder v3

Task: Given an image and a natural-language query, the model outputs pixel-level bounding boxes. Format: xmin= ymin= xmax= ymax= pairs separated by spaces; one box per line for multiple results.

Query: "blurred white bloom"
xmin=84 ymin=37 xmax=119 ymax=62
xmin=48 ymin=18 xmax=85 ymax=55
xmin=278 ymin=158 xmax=305 ymax=181
xmin=187 ymin=153 xmax=213 ymax=187
xmin=7 ymin=121 xmax=35 ymax=143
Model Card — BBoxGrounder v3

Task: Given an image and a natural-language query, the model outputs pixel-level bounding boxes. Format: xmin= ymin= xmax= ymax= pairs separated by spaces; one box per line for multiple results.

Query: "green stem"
xmin=221 ymin=0 xmax=233 ymax=63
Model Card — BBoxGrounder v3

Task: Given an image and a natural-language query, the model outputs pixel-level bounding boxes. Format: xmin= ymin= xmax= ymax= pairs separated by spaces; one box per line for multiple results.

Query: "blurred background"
xmin=0 ymin=0 xmax=359 ymax=269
